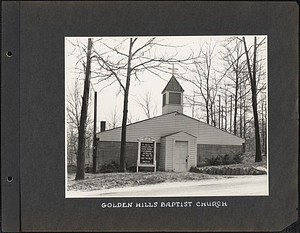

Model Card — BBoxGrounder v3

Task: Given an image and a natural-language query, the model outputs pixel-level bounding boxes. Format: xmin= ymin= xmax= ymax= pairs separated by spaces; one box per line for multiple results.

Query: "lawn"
xmin=67 ymin=152 xmax=267 ymax=192
xmin=67 ymin=171 xmax=225 ymax=192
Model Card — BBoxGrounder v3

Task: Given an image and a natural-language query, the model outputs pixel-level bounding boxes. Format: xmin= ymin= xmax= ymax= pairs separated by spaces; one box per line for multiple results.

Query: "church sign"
xmin=137 ymin=136 xmax=156 ymax=172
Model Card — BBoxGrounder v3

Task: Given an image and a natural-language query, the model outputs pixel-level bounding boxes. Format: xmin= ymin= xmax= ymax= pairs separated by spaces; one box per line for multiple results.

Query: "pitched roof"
xmin=97 ymin=111 xmax=244 ymax=142
xmin=161 ymin=131 xmax=197 ymax=138
xmin=161 ymin=75 xmax=184 ymax=93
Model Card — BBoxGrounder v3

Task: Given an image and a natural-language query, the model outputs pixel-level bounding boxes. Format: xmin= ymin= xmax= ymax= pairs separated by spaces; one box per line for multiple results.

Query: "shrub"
xmin=99 ymin=161 xmax=119 ymax=173
xmin=127 ymin=165 xmax=137 ymax=172
xmin=222 ymin=154 xmax=231 ymax=165
xmin=189 ymin=166 xmax=198 ymax=172
xmin=204 ymin=152 xmax=243 ymax=166
xmin=204 ymin=155 xmax=223 ymax=166
xmin=233 ymin=152 xmax=243 ymax=164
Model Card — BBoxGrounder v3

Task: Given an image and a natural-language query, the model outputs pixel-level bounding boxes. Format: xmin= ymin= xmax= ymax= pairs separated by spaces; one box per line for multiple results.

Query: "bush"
xmin=205 ymin=155 xmax=223 ymax=166
xmin=204 ymin=152 xmax=243 ymax=166
xmin=232 ymin=152 xmax=243 ymax=164
xmin=127 ymin=165 xmax=137 ymax=172
xmin=99 ymin=161 xmax=120 ymax=173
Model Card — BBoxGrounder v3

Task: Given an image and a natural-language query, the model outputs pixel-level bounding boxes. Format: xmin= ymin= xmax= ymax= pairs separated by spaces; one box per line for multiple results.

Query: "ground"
xmin=67 ymin=152 xmax=268 ymax=196
xmin=67 ymin=172 xmax=228 ymax=192
xmin=67 ymin=175 xmax=268 ymax=197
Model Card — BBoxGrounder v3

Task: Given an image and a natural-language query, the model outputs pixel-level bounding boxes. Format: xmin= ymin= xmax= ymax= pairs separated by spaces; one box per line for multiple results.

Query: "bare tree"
xmin=184 ymin=88 xmax=200 ymax=119
xmin=93 ymin=37 xmax=195 ymax=171
xmin=75 ymin=38 xmax=93 ymax=180
xmin=66 ymin=80 xmax=93 ymax=171
xmin=136 ymin=91 xmax=157 ymax=119
xmin=180 ymin=40 xmax=220 ymax=126
xmin=67 ymin=128 xmax=77 ymax=165
xmin=220 ymin=37 xmax=248 ymax=135
xmin=127 ymin=110 xmax=140 ymax=124
xmin=107 ymin=106 xmax=120 ymax=129
xmin=242 ymin=36 xmax=266 ymax=162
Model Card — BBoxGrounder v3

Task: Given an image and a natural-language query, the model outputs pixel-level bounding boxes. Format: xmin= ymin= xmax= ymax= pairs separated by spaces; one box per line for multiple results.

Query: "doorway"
xmin=174 ymin=141 xmax=188 ymax=172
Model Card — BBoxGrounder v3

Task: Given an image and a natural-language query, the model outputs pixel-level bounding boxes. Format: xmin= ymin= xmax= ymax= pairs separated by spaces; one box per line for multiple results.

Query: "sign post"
xmin=137 ymin=136 xmax=156 ymax=172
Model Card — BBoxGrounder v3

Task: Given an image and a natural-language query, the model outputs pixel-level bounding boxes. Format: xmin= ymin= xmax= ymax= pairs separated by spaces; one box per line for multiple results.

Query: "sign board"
xmin=137 ymin=136 xmax=156 ymax=172
xmin=140 ymin=142 xmax=154 ymax=164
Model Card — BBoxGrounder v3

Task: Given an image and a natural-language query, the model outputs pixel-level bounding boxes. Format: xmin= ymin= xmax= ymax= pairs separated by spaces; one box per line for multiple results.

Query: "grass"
xmin=67 ymin=152 xmax=267 ymax=192
xmin=67 ymin=171 xmax=225 ymax=192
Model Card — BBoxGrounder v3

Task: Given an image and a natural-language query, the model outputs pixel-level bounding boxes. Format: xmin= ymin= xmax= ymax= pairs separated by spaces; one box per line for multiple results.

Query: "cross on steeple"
xmin=168 ymin=64 xmax=179 ymax=75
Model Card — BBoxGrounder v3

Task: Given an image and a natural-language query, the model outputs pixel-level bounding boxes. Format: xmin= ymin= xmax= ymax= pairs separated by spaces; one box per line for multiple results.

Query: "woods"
xmin=66 ymin=36 xmax=267 ymax=179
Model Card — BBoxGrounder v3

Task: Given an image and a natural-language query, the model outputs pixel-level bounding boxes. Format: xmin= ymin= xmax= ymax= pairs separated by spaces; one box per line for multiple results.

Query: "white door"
xmin=174 ymin=141 xmax=188 ymax=172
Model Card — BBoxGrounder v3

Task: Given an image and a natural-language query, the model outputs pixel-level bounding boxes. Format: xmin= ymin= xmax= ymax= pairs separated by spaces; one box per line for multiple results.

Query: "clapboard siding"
xmin=165 ymin=138 xmax=173 ymax=171
xmin=159 ymin=138 xmax=166 ymax=171
xmin=97 ymin=112 xmax=244 ymax=145
xmin=189 ymin=137 xmax=197 ymax=167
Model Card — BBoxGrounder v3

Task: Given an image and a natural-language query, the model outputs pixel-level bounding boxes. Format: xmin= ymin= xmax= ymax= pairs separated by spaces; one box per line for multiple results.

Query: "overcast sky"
xmin=65 ymin=36 xmax=267 ymax=131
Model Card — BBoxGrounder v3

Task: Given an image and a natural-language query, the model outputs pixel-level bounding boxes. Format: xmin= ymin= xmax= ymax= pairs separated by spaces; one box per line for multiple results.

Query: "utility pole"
xmin=92 ymin=91 xmax=97 ymax=173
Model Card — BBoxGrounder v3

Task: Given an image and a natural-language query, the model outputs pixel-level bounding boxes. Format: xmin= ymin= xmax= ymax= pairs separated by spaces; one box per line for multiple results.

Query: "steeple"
xmin=162 ymin=75 xmax=184 ymax=114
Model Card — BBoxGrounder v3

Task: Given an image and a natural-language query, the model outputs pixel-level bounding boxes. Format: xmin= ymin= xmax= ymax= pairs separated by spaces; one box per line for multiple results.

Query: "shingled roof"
xmin=161 ymin=75 xmax=185 ymax=93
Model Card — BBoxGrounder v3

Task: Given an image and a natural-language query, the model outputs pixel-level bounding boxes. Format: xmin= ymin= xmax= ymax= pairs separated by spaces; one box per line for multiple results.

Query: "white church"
xmin=96 ymin=76 xmax=245 ymax=172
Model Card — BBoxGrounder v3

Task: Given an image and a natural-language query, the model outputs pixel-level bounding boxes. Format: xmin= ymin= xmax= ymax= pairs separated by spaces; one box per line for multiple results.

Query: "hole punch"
xmin=6 ymin=51 xmax=12 ymax=57
xmin=7 ymin=176 xmax=13 ymax=182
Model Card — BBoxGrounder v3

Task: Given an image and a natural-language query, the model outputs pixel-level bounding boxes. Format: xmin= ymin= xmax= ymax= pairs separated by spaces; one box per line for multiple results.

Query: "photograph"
xmin=65 ymin=36 xmax=268 ymax=198
xmin=2 ymin=1 xmax=298 ymax=231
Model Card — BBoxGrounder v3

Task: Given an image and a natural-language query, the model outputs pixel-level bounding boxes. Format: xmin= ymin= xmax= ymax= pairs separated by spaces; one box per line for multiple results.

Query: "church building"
xmin=96 ymin=76 xmax=245 ymax=172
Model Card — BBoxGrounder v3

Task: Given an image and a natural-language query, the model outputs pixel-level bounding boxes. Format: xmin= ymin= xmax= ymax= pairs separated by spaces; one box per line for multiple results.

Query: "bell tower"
xmin=162 ymin=75 xmax=184 ymax=114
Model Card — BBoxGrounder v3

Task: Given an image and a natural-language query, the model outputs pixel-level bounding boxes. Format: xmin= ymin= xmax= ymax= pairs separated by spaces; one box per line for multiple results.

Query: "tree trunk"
xmin=243 ymin=36 xmax=262 ymax=162
xmin=210 ymin=103 xmax=215 ymax=126
xmin=239 ymin=86 xmax=243 ymax=137
xmin=252 ymin=87 xmax=262 ymax=162
xmin=233 ymin=49 xmax=240 ymax=135
xmin=230 ymin=95 xmax=232 ymax=133
xmin=225 ymin=95 xmax=227 ymax=131
xmin=218 ymin=95 xmax=221 ymax=128
xmin=76 ymin=38 xmax=92 ymax=180
xmin=206 ymin=101 xmax=210 ymax=125
xmin=243 ymin=97 xmax=246 ymax=139
xmin=261 ymin=101 xmax=265 ymax=155
xmin=92 ymin=92 xmax=97 ymax=173
xmin=233 ymin=81 xmax=238 ymax=135
xmin=206 ymin=78 xmax=210 ymax=125
xmin=119 ymin=38 xmax=133 ymax=172
xmin=221 ymin=106 xmax=224 ymax=130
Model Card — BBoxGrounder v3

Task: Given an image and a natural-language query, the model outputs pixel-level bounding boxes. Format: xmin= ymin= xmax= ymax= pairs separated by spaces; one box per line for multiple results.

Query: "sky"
xmin=65 ymin=36 xmax=267 ymax=131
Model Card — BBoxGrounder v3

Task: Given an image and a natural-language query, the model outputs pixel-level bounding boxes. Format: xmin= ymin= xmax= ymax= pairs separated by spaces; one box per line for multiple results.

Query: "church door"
xmin=174 ymin=141 xmax=188 ymax=172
